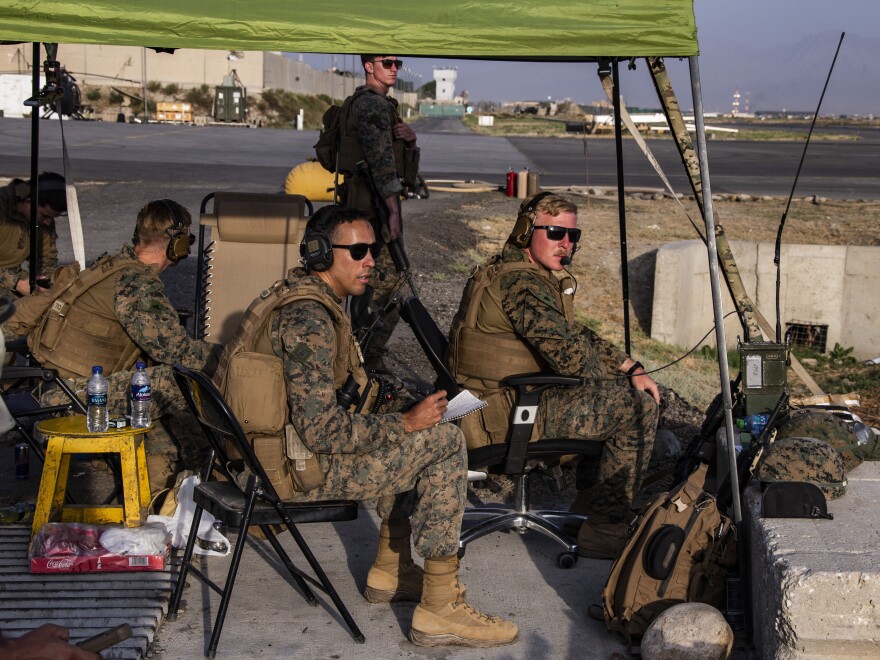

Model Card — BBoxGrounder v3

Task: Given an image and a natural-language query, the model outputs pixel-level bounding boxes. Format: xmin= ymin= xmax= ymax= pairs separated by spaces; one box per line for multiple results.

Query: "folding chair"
xmin=401 ymin=295 xmax=601 ymax=569
xmin=168 ymin=364 xmax=363 ymax=658
xmin=193 ymin=191 xmax=313 ymax=343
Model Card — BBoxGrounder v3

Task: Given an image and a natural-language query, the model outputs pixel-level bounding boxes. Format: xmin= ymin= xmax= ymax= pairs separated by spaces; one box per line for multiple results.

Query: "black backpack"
xmin=313 ymin=89 xmax=368 ymax=174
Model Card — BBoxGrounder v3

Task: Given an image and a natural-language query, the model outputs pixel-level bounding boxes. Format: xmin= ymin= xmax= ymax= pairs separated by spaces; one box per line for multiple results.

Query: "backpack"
xmin=599 ymin=463 xmax=736 ymax=646
xmin=312 ymin=88 xmax=369 ymax=174
xmin=5 ymin=262 xmax=82 ymax=337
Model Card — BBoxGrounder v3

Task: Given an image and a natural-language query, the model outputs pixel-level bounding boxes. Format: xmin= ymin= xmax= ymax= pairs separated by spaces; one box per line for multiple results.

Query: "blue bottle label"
xmin=131 ymin=385 xmax=152 ymax=402
xmin=88 ymin=393 xmax=107 ymax=406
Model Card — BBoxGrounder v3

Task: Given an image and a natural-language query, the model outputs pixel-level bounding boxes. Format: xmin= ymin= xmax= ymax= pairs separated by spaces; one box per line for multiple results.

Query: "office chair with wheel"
xmin=400 ymin=295 xmax=601 ymax=569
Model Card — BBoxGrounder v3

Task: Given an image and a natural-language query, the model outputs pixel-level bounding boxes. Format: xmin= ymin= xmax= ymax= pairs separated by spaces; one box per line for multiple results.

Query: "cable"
xmin=593 ymin=310 xmax=739 ymax=383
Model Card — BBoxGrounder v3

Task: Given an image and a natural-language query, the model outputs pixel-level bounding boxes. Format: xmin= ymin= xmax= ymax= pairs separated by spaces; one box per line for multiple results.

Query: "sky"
xmin=289 ymin=0 xmax=879 ymax=116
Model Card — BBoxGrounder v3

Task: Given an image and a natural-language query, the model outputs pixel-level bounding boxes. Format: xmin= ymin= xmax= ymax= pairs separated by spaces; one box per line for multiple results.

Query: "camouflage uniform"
xmin=449 ymin=243 xmax=658 ymax=523
xmin=343 ymin=85 xmax=418 ymax=366
xmin=0 ymin=180 xmax=58 ymax=298
xmin=271 ymin=270 xmax=466 ymax=558
xmin=41 ymin=244 xmax=221 ymax=482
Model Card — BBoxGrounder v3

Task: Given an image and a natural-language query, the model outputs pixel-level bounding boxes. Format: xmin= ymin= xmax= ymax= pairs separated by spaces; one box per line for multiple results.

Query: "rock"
xmin=651 ymin=428 xmax=681 ymax=463
xmin=734 ymin=194 xmax=752 ymax=202
xmin=641 ymin=603 xmax=733 ymax=660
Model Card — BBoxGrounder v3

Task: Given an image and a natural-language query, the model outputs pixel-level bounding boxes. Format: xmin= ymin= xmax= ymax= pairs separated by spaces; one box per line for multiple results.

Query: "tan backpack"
xmin=599 ymin=464 xmax=736 ymax=646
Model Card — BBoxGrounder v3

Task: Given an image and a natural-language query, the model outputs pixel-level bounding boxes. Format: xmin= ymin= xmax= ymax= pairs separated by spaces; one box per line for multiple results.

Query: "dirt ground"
xmin=2 ymin=188 xmax=878 ymax=510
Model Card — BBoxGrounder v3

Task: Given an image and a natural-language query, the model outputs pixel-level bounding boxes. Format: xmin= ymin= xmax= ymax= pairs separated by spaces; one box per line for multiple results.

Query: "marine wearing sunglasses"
xmin=333 ymin=242 xmax=383 ymax=260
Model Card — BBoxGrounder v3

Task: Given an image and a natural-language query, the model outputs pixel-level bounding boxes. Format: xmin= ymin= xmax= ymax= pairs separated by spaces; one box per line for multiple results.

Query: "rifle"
xmin=355 ymin=160 xmax=416 ymax=295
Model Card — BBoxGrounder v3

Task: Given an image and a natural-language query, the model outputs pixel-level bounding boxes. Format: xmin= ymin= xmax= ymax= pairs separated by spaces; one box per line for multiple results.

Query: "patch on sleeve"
xmin=289 ymin=342 xmax=314 ymax=366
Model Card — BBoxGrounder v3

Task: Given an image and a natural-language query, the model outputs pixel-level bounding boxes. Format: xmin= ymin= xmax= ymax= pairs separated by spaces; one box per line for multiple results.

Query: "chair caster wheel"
xmin=557 ymin=551 xmax=578 ymax=569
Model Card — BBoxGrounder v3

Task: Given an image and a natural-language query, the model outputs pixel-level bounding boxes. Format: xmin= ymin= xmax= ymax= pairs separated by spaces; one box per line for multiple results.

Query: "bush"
xmin=184 ymin=84 xmax=213 ymax=113
xmin=147 ymin=80 xmax=162 ymax=93
xmin=256 ymin=88 xmax=329 ymax=128
xmin=108 ymin=90 xmax=124 ymax=105
xmin=86 ymin=88 xmax=102 ymax=102
xmin=162 ymin=83 xmax=180 ymax=96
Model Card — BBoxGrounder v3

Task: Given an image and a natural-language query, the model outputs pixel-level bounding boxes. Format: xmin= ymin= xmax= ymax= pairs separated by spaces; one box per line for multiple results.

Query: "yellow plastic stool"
xmin=32 ymin=416 xmax=152 ymax=535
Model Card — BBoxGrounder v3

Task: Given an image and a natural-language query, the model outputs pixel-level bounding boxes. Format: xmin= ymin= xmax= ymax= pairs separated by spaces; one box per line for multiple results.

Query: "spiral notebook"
xmin=442 ymin=390 xmax=487 ymax=423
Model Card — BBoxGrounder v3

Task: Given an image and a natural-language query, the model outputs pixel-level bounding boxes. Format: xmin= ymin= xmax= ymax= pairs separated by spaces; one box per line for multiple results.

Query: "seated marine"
xmin=446 ymin=192 xmax=660 ymax=559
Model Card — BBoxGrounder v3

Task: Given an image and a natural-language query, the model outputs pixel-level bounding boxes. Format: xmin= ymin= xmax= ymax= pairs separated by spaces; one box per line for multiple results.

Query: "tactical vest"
xmin=338 ymin=87 xmax=418 ymax=213
xmin=447 ymin=254 xmax=575 ymax=447
xmin=214 ymin=272 xmax=377 ymax=498
xmin=28 ymin=253 xmax=148 ymax=379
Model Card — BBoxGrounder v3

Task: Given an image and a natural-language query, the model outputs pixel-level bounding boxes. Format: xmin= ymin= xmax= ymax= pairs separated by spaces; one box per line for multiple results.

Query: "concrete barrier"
xmin=651 ymin=240 xmax=880 ymax=360
xmin=744 ymin=461 xmax=880 ymax=659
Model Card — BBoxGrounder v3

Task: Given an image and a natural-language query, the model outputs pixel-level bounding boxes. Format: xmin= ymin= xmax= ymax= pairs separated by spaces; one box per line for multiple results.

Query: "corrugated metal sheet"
xmin=0 ymin=525 xmax=176 ymax=659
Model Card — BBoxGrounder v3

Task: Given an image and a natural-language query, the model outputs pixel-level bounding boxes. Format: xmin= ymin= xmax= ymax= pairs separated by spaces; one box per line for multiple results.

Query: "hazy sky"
xmin=292 ymin=0 xmax=878 ymax=115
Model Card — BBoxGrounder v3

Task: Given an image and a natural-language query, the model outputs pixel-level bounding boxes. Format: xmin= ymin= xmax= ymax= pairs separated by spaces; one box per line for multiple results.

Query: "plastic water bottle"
xmin=736 ymin=414 xmax=769 ymax=436
xmin=130 ymin=361 xmax=152 ymax=428
xmin=86 ymin=365 xmax=109 ymax=432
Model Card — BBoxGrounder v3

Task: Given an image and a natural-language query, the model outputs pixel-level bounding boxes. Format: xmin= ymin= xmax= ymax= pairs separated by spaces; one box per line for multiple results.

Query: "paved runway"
xmin=1 ymin=116 xmax=878 ymax=200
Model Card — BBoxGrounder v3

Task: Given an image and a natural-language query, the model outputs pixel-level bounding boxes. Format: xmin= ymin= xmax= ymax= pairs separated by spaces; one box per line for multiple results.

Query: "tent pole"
xmin=688 ymin=56 xmax=742 ymax=524
xmin=611 ymin=60 xmax=631 ymax=355
xmin=28 ymin=42 xmax=40 ymax=294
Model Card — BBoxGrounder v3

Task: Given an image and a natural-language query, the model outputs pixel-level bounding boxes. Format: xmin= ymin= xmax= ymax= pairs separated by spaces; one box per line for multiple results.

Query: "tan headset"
xmin=509 ymin=191 xmax=554 ymax=248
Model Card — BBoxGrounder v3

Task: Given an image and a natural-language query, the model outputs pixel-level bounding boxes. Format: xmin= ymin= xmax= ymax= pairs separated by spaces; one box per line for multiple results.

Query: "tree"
xmin=418 ymin=81 xmax=436 ymax=100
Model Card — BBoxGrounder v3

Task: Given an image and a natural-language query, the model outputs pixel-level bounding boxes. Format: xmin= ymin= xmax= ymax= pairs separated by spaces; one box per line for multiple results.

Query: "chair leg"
xmin=284 ymin=521 xmax=366 ymax=644
xmin=206 ymin=490 xmax=259 ymax=658
xmin=168 ymin=502 xmax=205 ymax=620
xmin=261 ymin=524 xmax=318 ymax=606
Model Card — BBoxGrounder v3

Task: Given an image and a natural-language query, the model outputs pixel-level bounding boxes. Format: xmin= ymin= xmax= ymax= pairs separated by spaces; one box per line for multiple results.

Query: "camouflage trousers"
xmin=297 ymin=423 xmax=467 ymax=558
xmin=351 ymin=244 xmax=402 ymax=367
xmin=539 ymin=384 xmax=658 ymax=523
xmin=41 ymin=363 xmax=208 ymax=493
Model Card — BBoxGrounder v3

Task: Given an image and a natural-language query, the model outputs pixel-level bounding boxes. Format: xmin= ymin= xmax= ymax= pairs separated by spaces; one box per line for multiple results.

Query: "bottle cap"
xmin=735 ymin=418 xmax=745 ymax=429
xmin=135 ymin=361 xmax=146 ymax=370
xmin=92 ymin=365 xmax=103 ymax=374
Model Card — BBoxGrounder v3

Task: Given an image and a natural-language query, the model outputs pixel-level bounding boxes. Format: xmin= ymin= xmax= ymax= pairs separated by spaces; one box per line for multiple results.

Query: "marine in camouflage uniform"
xmin=341 ymin=55 xmax=420 ymax=369
xmin=249 ymin=205 xmax=517 ymax=647
xmin=448 ymin=193 xmax=660 ymax=558
xmin=0 ymin=174 xmax=64 ymax=299
xmin=37 ymin=201 xmax=221 ymax=489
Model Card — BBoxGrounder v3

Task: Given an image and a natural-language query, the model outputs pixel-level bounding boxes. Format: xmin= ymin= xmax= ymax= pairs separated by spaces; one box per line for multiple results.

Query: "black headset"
xmin=132 ymin=199 xmax=193 ymax=262
xmin=510 ymin=191 xmax=554 ymax=248
xmin=299 ymin=229 xmax=334 ymax=272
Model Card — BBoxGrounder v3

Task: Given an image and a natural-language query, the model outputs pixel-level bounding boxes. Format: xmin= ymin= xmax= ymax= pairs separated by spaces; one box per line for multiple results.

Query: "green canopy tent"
xmin=0 ymin=0 xmax=743 ymax=519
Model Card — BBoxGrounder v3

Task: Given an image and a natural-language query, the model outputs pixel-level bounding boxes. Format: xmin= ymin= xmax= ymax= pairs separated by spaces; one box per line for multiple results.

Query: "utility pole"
xmin=141 ymin=47 xmax=148 ymax=121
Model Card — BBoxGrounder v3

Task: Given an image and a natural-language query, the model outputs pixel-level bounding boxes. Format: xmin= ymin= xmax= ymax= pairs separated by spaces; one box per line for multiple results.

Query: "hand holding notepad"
xmin=442 ymin=390 xmax=487 ymax=423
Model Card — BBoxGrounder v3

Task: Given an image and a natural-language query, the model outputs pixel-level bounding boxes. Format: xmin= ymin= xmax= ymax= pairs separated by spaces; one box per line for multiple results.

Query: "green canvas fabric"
xmin=0 ymin=1 xmax=698 ymax=58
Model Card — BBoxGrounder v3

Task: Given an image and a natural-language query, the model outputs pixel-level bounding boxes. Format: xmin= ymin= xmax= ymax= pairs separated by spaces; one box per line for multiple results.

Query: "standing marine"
xmin=334 ymin=54 xmax=420 ymax=369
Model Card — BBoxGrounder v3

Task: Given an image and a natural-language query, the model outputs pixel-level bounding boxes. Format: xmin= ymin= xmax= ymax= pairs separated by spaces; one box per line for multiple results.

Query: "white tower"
xmin=732 ymin=87 xmax=741 ymax=116
xmin=433 ymin=67 xmax=457 ymax=102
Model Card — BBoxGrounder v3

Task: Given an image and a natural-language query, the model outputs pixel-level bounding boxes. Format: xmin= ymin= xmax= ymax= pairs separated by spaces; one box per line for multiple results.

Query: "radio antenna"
xmin=774 ymin=32 xmax=845 ymax=343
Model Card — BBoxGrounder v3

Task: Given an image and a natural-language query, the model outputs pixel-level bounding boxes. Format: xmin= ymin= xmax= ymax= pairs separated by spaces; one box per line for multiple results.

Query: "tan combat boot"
xmin=409 ymin=555 xmax=519 ymax=648
xmin=363 ymin=520 xmax=423 ymax=603
xmin=577 ymin=519 xmax=629 ymax=560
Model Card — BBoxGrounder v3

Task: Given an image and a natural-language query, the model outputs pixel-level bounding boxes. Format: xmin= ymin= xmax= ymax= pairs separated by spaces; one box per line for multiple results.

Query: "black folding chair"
xmin=401 ymin=295 xmax=602 ymax=569
xmin=168 ymin=364 xmax=364 ymax=658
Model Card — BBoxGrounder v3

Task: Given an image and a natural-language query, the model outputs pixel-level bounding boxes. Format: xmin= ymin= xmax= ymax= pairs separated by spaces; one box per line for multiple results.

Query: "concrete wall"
xmin=651 ymin=240 xmax=880 ymax=359
xmin=0 ymin=45 xmax=417 ymax=107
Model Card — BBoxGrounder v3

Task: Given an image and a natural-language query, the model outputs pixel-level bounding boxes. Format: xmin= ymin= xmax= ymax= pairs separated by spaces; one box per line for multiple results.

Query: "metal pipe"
xmin=611 ymin=60 xmax=631 ymax=355
xmin=688 ymin=55 xmax=742 ymax=524
xmin=28 ymin=42 xmax=40 ymax=294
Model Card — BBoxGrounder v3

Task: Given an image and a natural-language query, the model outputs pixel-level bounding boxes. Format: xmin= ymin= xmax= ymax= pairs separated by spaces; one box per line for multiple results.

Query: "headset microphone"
xmin=560 ymin=245 xmax=580 ymax=266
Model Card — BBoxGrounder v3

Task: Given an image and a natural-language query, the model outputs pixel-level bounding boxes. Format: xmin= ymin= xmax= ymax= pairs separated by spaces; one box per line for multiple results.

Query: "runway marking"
xmin=66 ymin=126 xmax=193 ymax=147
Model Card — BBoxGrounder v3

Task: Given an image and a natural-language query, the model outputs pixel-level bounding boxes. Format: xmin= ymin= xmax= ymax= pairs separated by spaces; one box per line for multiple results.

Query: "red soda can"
xmin=15 ymin=443 xmax=29 ymax=479
xmin=505 ymin=169 xmax=516 ymax=197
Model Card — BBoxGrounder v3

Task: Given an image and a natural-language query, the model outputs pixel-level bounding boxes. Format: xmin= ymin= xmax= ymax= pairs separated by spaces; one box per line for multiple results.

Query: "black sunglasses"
xmin=332 ymin=242 xmax=382 ymax=260
xmin=533 ymin=225 xmax=581 ymax=242
xmin=373 ymin=58 xmax=403 ymax=70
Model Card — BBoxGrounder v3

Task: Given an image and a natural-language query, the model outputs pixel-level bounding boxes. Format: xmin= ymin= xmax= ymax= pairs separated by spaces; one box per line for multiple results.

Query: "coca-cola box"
xmin=29 ymin=522 xmax=170 ymax=574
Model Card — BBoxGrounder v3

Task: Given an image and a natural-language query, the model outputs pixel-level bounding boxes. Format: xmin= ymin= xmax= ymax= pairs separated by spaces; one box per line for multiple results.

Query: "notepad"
xmin=442 ymin=390 xmax=487 ymax=423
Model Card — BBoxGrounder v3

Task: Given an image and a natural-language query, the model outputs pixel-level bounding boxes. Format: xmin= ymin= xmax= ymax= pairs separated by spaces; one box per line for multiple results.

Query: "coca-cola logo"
xmin=46 ymin=558 xmax=75 ymax=569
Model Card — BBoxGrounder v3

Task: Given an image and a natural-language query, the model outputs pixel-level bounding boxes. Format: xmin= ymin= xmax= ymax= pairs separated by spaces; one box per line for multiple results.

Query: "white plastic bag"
xmin=147 ymin=475 xmax=230 ymax=557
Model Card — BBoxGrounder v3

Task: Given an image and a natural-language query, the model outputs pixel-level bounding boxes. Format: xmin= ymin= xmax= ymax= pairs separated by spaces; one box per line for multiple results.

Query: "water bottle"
xmin=130 ymin=361 xmax=152 ymax=428
xmin=736 ymin=414 xmax=769 ymax=436
xmin=86 ymin=365 xmax=109 ymax=432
